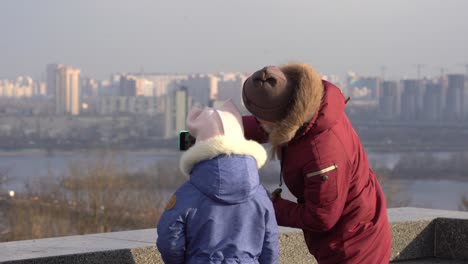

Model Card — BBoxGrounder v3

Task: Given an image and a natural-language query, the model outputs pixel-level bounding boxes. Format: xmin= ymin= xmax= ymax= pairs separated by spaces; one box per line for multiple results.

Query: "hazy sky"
xmin=1 ymin=0 xmax=467 ymax=80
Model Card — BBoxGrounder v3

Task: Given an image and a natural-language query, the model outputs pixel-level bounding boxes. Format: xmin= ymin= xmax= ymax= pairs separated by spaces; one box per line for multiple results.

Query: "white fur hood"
xmin=179 ymin=135 xmax=267 ymax=177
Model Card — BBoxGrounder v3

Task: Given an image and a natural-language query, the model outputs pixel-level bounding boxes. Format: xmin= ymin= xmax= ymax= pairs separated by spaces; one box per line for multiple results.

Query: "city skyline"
xmin=0 ymin=61 xmax=466 ymax=84
xmin=1 ymin=0 xmax=468 ymax=80
xmin=1 ymin=62 xmax=467 ymax=124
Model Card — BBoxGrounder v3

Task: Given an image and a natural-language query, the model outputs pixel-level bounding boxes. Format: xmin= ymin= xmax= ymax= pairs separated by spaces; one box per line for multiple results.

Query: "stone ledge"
xmin=392 ymin=258 xmax=468 ymax=264
xmin=1 ymin=207 xmax=468 ymax=264
xmin=390 ymin=208 xmax=468 ymax=261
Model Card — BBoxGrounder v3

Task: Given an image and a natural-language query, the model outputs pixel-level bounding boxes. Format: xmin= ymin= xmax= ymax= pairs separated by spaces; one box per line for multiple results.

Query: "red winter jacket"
xmin=243 ymin=81 xmax=392 ymax=264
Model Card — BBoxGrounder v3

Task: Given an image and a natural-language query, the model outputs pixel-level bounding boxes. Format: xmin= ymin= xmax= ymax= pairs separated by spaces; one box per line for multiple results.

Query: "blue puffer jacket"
xmin=157 ymin=137 xmax=279 ymax=264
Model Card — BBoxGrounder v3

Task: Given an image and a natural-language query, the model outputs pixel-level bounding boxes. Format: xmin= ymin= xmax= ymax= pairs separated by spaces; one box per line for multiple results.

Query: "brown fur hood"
xmin=268 ymin=63 xmax=324 ymax=147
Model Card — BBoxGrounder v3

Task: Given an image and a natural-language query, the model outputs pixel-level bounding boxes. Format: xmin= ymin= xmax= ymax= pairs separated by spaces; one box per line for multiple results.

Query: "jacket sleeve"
xmin=156 ymin=208 xmax=186 ymax=264
xmin=273 ymin=158 xmax=350 ymax=232
xmin=242 ymin=115 xmax=269 ymax=143
xmin=259 ymin=196 xmax=280 ymax=264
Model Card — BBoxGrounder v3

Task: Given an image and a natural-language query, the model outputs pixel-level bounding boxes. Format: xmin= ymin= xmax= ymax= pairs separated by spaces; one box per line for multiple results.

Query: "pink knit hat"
xmin=180 ymin=99 xmax=267 ymax=176
xmin=186 ymin=100 xmax=245 ymax=143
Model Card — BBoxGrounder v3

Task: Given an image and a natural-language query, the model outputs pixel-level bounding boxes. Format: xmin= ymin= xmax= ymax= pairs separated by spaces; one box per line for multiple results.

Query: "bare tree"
xmin=459 ymin=195 xmax=468 ymax=211
xmin=0 ymin=167 xmax=8 ymax=193
xmin=374 ymin=168 xmax=411 ymax=208
xmin=3 ymin=150 xmax=180 ymax=242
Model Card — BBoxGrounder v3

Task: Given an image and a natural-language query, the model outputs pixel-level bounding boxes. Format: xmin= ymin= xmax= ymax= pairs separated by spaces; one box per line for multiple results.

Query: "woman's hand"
xmin=271 ymin=188 xmax=282 ymax=202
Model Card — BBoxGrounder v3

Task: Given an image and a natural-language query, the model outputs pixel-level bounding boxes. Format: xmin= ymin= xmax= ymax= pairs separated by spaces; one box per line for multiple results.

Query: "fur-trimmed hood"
xmin=179 ymin=135 xmax=267 ymax=204
xmin=179 ymin=135 xmax=267 ymax=177
xmin=267 ymin=63 xmax=324 ymax=147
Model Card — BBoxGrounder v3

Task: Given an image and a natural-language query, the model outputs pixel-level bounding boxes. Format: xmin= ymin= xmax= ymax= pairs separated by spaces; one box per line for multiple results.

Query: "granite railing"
xmin=1 ymin=207 xmax=468 ymax=264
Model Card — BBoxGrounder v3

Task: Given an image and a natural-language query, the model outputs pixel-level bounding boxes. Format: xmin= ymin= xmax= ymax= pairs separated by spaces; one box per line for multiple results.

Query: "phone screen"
xmin=179 ymin=130 xmax=196 ymax=151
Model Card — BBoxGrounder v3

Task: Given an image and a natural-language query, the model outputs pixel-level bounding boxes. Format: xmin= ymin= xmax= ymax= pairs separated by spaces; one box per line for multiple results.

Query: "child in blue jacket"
xmin=157 ymin=100 xmax=279 ymax=264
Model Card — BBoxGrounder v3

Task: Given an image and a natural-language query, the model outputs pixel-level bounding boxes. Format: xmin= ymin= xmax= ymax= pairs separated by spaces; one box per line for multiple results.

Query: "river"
xmin=0 ymin=149 xmax=467 ymax=211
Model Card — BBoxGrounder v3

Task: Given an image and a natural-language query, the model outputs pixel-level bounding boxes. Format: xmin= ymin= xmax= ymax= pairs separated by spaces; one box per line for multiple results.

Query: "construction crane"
xmin=439 ymin=66 xmax=447 ymax=78
xmin=380 ymin=65 xmax=387 ymax=80
xmin=414 ymin=64 xmax=426 ymax=80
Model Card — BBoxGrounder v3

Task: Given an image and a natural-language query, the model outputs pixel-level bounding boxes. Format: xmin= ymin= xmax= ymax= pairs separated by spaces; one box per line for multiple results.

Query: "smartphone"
xmin=178 ymin=130 xmax=196 ymax=151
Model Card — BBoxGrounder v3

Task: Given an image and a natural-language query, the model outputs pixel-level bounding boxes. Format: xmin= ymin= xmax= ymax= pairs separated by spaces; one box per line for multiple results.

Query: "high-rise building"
xmin=55 ymin=66 xmax=81 ymax=115
xmin=135 ymin=74 xmax=188 ymax=97
xmin=182 ymin=74 xmax=218 ymax=106
xmin=400 ymin=80 xmax=422 ymax=121
xmin=445 ymin=74 xmax=465 ymax=120
xmin=108 ymin=73 xmax=123 ymax=96
xmin=465 ymin=76 xmax=468 ymax=119
xmin=346 ymin=72 xmax=381 ymax=103
xmin=0 ymin=77 xmax=40 ymax=98
xmin=0 ymin=80 xmax=15 ymax=97
xmin=81 ymin=77 xmax=99 ymax=98
xmin=135 ymin=74 xmax=188 ymax=113
xmin=216 ymin=73 xmax=247 ymax=110
xmin=118 ymin=75 xmax=154 ymax=97
xmin=140 ymin=79 xmax=155 ymax=97
xmin=36 ymin=82 xmax=47 ymax=96
xmin=422 ymin=82 xmax=443 ymax=121
xmin=98 ymin=96 xmax=158 ymax=116
xmin=46 ymin=64 xmax=62 ymax=97
xmin=119 ymin=75 xmax=139 ymax=96
xmin=379 ymin=81 xmax=399 ymax=120
xmin=164 ymin=86 xmax=192 ymax=138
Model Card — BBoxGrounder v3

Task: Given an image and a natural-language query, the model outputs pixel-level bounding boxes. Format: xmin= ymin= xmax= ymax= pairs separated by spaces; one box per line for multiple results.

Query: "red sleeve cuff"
xmin=273 ymin=198 xmax=303 ymax=228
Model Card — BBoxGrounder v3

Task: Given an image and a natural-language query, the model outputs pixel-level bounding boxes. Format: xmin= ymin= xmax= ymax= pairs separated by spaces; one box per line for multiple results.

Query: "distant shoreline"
xmin=1 ymin=146 xmax=466 ymax=156
xmin=0 ymin=148 xmax=181 ymax=157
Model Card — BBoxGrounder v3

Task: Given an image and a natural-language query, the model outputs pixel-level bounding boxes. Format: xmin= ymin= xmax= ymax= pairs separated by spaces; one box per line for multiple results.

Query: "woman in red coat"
xmin=242 ymin=63 xmax=392 ymax=264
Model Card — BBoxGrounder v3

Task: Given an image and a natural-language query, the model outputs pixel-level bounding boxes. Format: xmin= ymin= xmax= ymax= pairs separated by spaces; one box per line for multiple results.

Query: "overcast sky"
xmin=1 ymin=0 xmax=467 ymax=80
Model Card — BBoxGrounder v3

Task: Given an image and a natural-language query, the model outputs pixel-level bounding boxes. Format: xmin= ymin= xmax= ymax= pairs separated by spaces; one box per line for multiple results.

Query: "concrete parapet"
xmin=1 ymin=207 xmax=467 ymax=263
